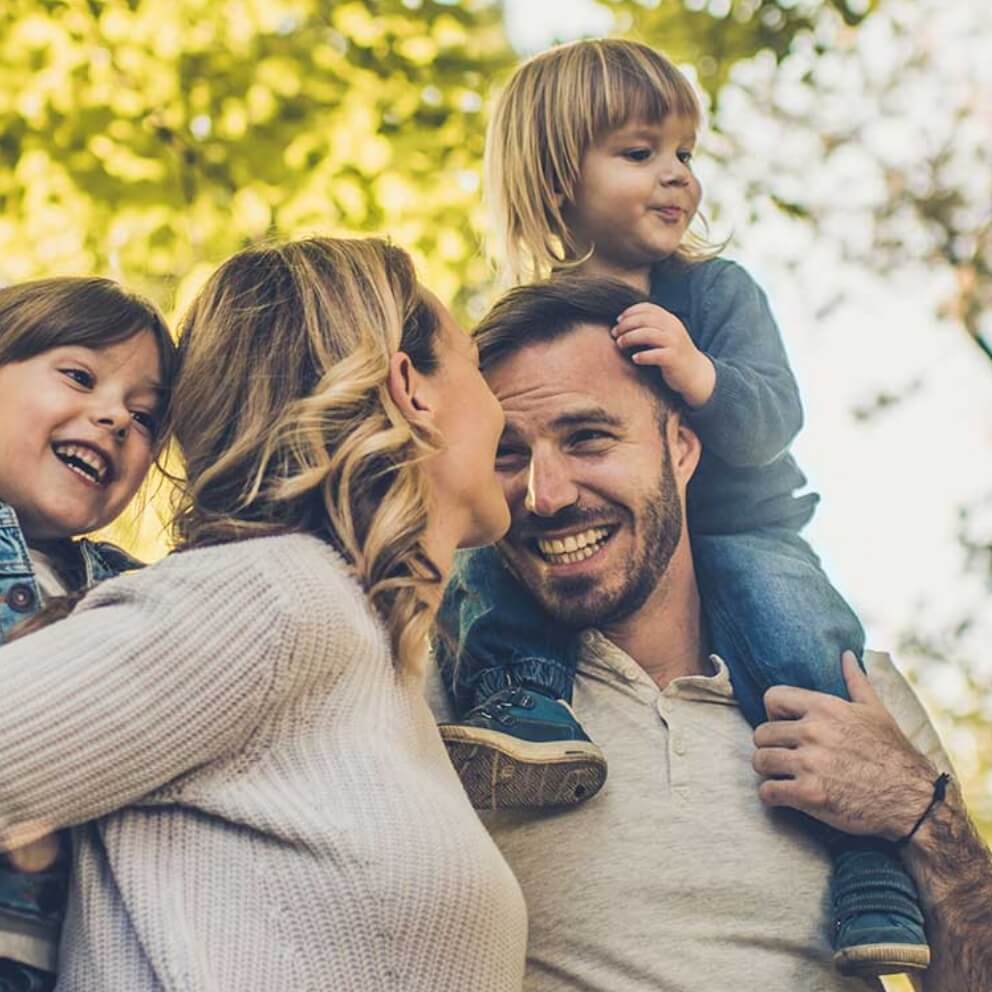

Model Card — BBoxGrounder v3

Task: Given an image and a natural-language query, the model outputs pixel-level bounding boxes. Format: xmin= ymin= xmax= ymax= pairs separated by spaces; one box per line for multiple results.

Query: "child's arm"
xmin=613 ymin=263 xmax=803 ymax=467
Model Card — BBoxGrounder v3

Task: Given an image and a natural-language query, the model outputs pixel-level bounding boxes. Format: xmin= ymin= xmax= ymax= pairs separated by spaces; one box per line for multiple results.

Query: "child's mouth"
xmin=52 ymin=443 xmax=110 ymax=486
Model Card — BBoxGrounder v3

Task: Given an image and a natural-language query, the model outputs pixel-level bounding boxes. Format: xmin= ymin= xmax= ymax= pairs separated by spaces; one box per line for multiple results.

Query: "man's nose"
xmin=525 ymin=452 xmax=579 ymax=517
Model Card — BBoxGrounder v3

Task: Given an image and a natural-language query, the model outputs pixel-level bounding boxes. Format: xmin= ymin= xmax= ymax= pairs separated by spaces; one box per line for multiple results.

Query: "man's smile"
xmin=530 ymin=525 xmax=617 ymax=566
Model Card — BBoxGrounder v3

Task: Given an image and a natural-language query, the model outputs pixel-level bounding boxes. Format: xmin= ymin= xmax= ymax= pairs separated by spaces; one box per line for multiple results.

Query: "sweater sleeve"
xmin=684 ymin=262 xmax=804 ymax=467
xmin=0 ymin=548 xmax=293 ymax=847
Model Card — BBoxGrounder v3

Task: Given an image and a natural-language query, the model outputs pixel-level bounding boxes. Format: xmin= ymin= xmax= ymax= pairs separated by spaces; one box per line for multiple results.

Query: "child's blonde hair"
xmin=171 ymin=237 xmax=442 ymax=674
xmin=485 ymin=38 xmax=718 ymax=284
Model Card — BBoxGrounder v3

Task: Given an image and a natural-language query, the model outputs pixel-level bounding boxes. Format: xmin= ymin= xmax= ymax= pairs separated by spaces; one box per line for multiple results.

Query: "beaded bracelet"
xmin=896 ymin=772 xmax=951 ymax=848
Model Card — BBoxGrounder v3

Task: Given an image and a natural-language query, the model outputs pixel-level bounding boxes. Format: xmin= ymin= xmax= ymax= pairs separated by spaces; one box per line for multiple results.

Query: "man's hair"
xmin=484 ymin=38 xmax=717 ymax=284
xmin=473 ymin=275 xmax=683 ymax=413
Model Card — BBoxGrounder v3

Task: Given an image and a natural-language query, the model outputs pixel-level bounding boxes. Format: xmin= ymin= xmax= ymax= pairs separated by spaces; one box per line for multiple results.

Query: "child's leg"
xmin=435 ymin=545 xmax=607 ymax=809
xmin=435 ymin=545 xmax=579 ymax=714
xmin=693 ymin=528 xmax=929 ymax=977
xmin=692 ymin=527 xmax=863 ymax=725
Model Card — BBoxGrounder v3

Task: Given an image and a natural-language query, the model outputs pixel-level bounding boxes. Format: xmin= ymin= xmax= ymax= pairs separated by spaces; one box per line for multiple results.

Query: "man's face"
xmin=487 ymin=322 xmax=698 ymax=628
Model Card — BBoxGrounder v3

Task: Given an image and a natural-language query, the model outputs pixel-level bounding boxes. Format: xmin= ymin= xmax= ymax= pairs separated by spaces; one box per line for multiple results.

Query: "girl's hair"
xmin=0 ymin=276 xmax=176 ymax=400
xmin=171 ymin=236 xmax=442 ymax=674
xmin=485 ymin=38 xmax=719 ymax=284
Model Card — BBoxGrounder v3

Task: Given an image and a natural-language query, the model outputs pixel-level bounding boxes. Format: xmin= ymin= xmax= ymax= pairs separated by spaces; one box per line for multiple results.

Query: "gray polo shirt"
xmin=428 ymin=637 xmax=952 ymax=992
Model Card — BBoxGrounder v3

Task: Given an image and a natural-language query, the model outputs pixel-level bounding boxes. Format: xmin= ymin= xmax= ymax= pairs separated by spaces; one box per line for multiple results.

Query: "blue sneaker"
xmin=439 ymin=687 xmax=607 ymax=810
xmin=832 ymin=842 xmax=930 ymax=976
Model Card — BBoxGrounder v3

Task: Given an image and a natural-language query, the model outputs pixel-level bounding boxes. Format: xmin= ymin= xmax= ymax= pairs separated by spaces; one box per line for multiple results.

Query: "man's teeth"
xmin=53 ymin=444 xmax=108 ymax=484
xmin=537 ymin=527 xmax=611 ymax=564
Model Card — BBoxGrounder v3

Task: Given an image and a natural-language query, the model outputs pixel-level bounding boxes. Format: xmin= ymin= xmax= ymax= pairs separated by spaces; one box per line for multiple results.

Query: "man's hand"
xmin=612 ymin=302 xmax=716 ymax=408
xmin=752 ymin=651 xmax=938 ymax=840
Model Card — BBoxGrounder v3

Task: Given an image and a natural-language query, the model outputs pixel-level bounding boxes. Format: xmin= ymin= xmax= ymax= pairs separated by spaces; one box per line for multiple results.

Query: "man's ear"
xmin=668 ymin=412 xmax=701 ymax=486
xmin=387 ymin=351 xmax=435 ymax=427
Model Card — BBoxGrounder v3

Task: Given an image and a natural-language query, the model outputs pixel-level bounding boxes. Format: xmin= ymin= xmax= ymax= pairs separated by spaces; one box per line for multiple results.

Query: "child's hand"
xmin=612 ymin=303 xmax=716 ymax=409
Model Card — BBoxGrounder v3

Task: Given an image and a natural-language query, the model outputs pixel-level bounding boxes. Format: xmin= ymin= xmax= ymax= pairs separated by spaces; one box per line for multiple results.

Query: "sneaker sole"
xmin=439 ymin=724 xmax=608 ymax=810
xmin=834 ymin=942 xmax=931 ymax=976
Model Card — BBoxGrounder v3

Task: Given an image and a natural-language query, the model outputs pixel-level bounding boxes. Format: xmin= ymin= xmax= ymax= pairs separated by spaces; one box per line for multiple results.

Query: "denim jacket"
xmin=0 ymin=502 xmax=139 ymax=643
xmin=0 ymin=500 xmax=140 ymax=975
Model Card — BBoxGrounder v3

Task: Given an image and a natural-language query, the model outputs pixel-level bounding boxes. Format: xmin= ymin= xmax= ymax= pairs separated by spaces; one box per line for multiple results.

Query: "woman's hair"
xmin=485 ymin=38 xmax=719 ymax=284
xmin=171 ymin=236 xmax=443 ymax=673
xmin=0 ymin=276 xmax=176 ymax=394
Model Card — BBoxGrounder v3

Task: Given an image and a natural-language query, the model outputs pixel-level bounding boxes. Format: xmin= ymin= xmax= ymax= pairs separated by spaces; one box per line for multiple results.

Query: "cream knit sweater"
xmin=0 ymin=533 xmax=526 ymax=991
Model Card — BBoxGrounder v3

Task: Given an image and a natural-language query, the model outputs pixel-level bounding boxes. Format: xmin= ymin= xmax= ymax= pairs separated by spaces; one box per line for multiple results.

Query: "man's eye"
xmin=60 ymin=368 xmax=93 ymax=388
xmin=622 ymin=147 xmax=652 ymax=162
xmin=570 ymin=430 xmax=612 ymax=447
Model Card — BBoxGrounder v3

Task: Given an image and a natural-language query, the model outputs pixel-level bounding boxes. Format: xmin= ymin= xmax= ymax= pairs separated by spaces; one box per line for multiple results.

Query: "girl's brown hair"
xmin=171 ymin=236 xmax=442 ymax=673
xmin=0 ymin=276 xmax=176 ymax=403
xmin=485 ymin=38 xmax=720 ymax=284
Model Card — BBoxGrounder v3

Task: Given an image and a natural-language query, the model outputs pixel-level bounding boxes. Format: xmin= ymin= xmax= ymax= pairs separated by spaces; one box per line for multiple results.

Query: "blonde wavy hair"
xmin=171 ymin=237 xmax=442 ymax=673
xmin=485 ymin=38 xmax=721 ymax=284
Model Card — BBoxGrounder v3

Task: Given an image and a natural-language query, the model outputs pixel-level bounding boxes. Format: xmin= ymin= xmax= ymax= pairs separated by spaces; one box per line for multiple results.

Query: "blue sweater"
xmin=650 ymin=256 xmax=817 ymax=535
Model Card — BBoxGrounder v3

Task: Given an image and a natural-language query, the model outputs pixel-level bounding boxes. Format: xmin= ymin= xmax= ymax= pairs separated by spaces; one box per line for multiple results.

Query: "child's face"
xmin=0 ymin=331 xmax=164 ymax=541
xmin=564 ymin=114 xmax=702 ymax=278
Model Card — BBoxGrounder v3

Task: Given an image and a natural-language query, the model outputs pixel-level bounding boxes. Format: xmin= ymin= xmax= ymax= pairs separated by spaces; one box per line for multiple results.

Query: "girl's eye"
xmin=622 ymin=147 xmax=652 ymax=162
xmin=131 ymin=410 xmax=159 ymax=438
xmin=677 ymin=149 xmax=694 ymax=165
xmin=60 ymin=367 xmax=94 ymax=388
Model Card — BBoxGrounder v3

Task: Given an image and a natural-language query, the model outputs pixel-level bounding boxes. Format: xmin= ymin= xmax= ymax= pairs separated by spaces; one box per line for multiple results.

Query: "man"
xmin=429 ymin=277 xmax=992 ymax=991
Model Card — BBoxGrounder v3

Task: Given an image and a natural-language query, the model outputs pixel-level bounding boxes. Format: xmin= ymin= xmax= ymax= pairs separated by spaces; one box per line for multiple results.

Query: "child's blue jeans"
xmin=435 ymin=526 xmax=865 ymax=730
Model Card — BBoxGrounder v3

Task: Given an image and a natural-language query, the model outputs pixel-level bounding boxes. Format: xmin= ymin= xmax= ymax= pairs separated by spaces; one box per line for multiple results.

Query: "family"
xmin=1 ymin=37 xmax=990 ymax=992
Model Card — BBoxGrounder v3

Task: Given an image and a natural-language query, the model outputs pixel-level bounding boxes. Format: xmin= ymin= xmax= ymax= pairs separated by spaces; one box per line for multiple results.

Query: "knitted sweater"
xmin=0 ymin=533 xmax=527 ymax=991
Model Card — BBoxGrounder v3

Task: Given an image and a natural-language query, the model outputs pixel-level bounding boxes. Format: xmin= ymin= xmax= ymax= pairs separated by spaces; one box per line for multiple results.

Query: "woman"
xmin=0 ymin=238 xmax=527 ymax=990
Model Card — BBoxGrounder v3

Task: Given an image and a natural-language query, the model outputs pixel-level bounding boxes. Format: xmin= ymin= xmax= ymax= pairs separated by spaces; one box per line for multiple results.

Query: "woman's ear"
xmin=387 ymin=351 xmax=435 ymax=427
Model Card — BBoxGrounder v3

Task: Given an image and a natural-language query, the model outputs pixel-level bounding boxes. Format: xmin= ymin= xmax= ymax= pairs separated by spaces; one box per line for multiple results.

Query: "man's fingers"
xmin=762 ymin=683 xmax=826 ymax=720
xmin=757 ymin=777 xmax=825 ymax=816
xmin=842 ymin=650 xmax=881 ymax=707
xmin=752 ymin=746 xmax=802 ymax=779
xmin=753 ymin=719 xmax=806 ymax=749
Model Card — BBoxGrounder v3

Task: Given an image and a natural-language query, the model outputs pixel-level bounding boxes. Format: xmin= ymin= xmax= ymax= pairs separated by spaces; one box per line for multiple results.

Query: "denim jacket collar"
xmin=0 ymin=500 xmax=139 ymax=640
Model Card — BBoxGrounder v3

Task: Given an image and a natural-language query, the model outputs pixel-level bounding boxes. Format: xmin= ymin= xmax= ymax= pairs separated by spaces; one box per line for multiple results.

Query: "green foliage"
xmin=0 ymin=0 xmax=512 ymax=316
xmin=0 ymin=0 xmax=871 ymax=326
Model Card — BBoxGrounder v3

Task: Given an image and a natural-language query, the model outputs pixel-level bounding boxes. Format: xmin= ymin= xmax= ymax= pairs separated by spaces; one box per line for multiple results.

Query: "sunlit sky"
xmin=502 ymin=0 xmax=992 ymax=787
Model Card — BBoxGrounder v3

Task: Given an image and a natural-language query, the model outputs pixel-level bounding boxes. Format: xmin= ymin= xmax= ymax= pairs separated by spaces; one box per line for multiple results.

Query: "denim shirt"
xmin=0 ymin=501 xmax=140 ymax=973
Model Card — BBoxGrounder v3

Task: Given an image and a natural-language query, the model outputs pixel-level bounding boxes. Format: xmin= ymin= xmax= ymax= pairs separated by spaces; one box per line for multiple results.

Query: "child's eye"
xmin=621 ymin=147 xmax=653 ymax=162
xmin=131 ymin=410 xmax=159 ymax=438
xmin=677 ymin=149 xmax=694 ymax=166
xmin=60 ymin=367 xmax=94 ymax=388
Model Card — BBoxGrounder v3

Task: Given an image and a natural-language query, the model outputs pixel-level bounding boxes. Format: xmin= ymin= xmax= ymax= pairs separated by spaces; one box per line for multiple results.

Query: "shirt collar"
xmin=577 ymin=628 xmax=738 ymax=706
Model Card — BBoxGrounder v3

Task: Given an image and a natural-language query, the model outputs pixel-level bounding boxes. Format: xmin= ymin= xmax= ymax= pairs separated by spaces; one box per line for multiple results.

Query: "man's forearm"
xmin=903 ymin=783 xmax=992 ymax=992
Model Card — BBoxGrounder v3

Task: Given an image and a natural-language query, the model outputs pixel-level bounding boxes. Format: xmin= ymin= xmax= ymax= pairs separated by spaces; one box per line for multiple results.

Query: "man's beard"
xmin=500 ymin=442 xmax=683 ymax=630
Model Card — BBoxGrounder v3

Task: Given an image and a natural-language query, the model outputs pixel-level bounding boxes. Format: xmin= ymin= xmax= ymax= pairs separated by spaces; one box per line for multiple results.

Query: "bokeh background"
xmin=2 ymin=2 xmax=990 ymax=982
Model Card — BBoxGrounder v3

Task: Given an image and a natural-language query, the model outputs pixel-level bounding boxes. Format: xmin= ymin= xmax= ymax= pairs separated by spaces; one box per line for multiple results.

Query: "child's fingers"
xmin=627 ymin=347 xmax=675 ymax=368
xmin=615 ymin=302 xmax=674 ymax=324
xmin=614 ymin=326 xmax=677 ymax=351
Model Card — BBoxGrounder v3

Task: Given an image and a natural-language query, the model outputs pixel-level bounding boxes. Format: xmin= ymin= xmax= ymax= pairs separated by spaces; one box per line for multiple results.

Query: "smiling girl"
xmin=0 ymin=276 xmax=175 ymax=992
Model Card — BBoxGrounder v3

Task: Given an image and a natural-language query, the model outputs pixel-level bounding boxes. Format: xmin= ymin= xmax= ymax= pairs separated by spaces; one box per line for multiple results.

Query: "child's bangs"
xmin=585 ymin=47 xmax=701 ymax=142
